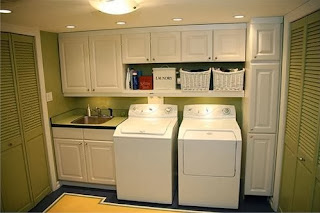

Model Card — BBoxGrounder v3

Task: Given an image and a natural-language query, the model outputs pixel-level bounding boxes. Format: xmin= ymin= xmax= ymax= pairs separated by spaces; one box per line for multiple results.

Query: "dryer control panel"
xmin=183 ymin=104 xmax=236 ymax=119
xmin=129 ymin=104 xmax=178 ymax=118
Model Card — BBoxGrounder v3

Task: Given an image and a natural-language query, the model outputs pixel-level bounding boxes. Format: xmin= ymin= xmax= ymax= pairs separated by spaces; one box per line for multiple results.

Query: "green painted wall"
xmin=40 ymin=31 xmax=77 ymax=117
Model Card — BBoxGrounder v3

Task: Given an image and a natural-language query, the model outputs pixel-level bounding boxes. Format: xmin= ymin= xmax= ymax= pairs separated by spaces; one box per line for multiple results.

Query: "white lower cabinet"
xmin=54 ymin=138 xmax=87 ymax=182
xmin=85 ymin=140 xmax=115 ymax=185
xmin=245 ymin=133 xmax=276 ymax=196
xmin=53 ymin=127 xmax=116 ymax=185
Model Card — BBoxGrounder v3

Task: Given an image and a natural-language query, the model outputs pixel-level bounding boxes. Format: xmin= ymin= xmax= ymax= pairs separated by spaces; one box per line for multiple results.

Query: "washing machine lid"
xmin=120 ymin=118 xmax=172 ymax=135
xmin=183 ymin=130 xmax=237 ymax=177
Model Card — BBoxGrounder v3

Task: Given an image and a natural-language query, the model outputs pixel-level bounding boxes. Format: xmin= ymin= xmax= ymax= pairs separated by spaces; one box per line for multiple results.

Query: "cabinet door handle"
xmin=8 ymin=142 xmax=13 ymax=147
xmin=87 ymin=89 xmax=89 ymax=91
xmin=298 ymin=157 xmax=305 ymax=161
xmin=254 ymin=56 xmax=257 ymax=59
xmin=85 ymin=142 xmax=88 ymax=145
xmin=92 ymin=89 xmax=95 ymax=92
xmin=146 ymin=58 xmax=149 ymax=61
xmin=79 ymin=142 xmax=82 ymax=145
xmin=215 ymin=57 xmax=217 ymax=60
xmin=208 ymin=57 xmax=211 ymax=60
xmin=152 ymin=58 xmax=155 ymax=61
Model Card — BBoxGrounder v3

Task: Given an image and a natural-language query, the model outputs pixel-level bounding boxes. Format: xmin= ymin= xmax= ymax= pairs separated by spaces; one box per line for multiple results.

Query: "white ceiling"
xmin=1 ymin=0 xmax=310 ymax=33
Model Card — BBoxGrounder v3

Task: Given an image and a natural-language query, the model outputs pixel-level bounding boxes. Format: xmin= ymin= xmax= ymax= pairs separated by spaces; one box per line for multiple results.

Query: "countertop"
xmin=51 ymin=109 xmax=127 ymax=129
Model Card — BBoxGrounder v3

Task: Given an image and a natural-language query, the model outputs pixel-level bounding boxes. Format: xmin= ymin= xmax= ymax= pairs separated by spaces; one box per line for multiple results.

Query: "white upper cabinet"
xmin=59 ymin=36 xmax=91 ymax=93
xmin=59 ymin=34 xmax=123 ymax=95
xmin=181 ymin=30 xmax=213 ymax=62
xmin=249 ymin=63 xmax=280 ymax=133
xmin=89 ymin=35 xmax=122 ymax=93
xmin=151 ymin=32 xmax=181 ymax=62
xmin=121 ymin=33 xmax=151 ymax=64
xmin=213 ymin=29 xmax=246 ymax=61
xmin=251 ymin=23 xmax=281 ymax=61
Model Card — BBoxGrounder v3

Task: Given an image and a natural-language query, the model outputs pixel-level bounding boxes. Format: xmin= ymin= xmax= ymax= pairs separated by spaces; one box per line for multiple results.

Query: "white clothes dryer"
xmin=178 ymin=104 xmax=242 ymax=209
xmin=113 ymin=104 xmax=178 ymax=204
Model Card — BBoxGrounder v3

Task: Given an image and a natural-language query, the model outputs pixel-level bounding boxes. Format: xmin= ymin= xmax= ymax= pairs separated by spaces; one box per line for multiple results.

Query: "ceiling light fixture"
xmin=234 ymin=15 xmax=244 ymax=19
xmin=116 ymin=21 xmax=126 ymax=25
xmin=89 ymin=0 xmax=139 ymax=15
xmin=173 ymin=18 xmax=183 ymax=22
xmin=66 ymin=25 xmax=76 ymax=29
xmin=0 ymin=9 xmax=12 ymax=14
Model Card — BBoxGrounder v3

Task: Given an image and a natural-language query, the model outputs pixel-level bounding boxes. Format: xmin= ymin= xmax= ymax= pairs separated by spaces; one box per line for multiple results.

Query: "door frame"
xmin=272 ymin=1 xmax=320 ymax=210
xmin=1 ymin=23 xmax=59 ymax=191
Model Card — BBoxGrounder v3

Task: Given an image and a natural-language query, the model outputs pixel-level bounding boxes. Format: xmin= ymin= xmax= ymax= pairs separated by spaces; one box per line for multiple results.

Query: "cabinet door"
xmin=181 ymin=31 xmax=212 ymax=62
xmin=54 ymin=138 xmax=87 ymax=182
xmin=249 ymin=63 xmax=280 ymax=133
xmin=245 ymin=133 xmax=276 ymax=196
xmin=89 ymin=35 xmax=123 ymax=93
xmin=151 ymin=32 xmax=181 ymax=62
xmin=1 ymin=145 xmax=33 ymax=212
xmin=59 ymin=36 xmax=91 ymax=93
xmin=251 ymin=23 xmax=281 ymax=61
xmin=85 ymin=140 xmax=116 ymax=185
xmin=213 ymin=29 xmax=246 ymax=61
xmin=121 ymin=33 xmax=150 ymax=64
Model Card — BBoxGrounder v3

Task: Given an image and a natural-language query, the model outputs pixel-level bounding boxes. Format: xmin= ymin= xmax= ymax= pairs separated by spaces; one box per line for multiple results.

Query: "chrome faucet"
xmin=95 ymin=107 xmax=102 ymax=117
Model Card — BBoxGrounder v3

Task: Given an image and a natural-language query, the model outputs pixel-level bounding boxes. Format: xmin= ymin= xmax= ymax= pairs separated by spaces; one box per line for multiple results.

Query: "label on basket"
xmin=153 ymin=68 xmax=176 ymax=90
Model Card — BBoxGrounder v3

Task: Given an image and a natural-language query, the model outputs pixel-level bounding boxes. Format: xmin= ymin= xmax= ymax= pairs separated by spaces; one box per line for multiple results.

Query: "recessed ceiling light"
xmin=173 ymin=18 xmax=183 ymax=22
xmin=234 ymin=15 xmax=244 ymax=19
xmin=0 ymin=9 xmax=12 ymax=14
xmin=116 ymin=21 xmax=126 ymax=25
xmin=66 ymin=25 xmax=76 ymax=29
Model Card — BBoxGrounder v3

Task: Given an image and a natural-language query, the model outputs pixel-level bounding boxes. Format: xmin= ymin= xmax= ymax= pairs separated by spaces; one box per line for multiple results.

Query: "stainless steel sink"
xmin=71 ymin=116 xmax=113 ymax=124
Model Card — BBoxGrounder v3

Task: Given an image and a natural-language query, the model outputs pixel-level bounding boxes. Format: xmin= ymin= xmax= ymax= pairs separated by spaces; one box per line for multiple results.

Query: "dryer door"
xmin=183 ymin=130 xmax=237 ymax=177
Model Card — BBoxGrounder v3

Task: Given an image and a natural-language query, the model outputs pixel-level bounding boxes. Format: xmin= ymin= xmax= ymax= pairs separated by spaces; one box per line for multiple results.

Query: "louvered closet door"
xmin=11 ymin=34 xmax=51 ymax=203
xmin=1 ymin=33 xmax=33 ymax=212
xmin=284 ymin=18 xmax=305 ymax=155
xmin=297 ymin=12 xmax=320 ymax=173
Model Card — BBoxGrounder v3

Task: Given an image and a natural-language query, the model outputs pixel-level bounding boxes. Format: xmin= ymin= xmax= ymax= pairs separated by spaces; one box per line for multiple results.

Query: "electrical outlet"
xmin=46 ymin=92 xmax=53 ymax=102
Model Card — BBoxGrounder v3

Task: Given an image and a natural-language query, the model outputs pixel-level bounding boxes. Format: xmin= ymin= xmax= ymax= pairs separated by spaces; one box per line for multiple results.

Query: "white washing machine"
xmin=178 ymin=104 xmax=242 ymax=209
xmin=113 ymin=104 xmax=178 ymax=204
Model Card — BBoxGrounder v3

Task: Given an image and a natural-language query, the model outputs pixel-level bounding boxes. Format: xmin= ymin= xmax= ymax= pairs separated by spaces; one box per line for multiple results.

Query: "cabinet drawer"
xmin=83 ymin=129 xmax=114 ymax=141
xmin=52 ymin=127 xmax=83 ymax=139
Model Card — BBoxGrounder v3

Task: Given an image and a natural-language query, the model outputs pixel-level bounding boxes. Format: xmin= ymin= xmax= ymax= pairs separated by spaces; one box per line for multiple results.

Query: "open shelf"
xmin=121 ymin=89 xmax=244 ymax=97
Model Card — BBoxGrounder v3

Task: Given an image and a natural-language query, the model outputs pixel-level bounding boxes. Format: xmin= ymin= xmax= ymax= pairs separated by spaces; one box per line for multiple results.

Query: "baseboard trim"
xmin=59 ymin=181 xmax=116 ymax=191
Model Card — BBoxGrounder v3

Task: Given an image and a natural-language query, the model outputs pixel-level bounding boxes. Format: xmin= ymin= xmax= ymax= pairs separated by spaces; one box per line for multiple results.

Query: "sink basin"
xmin=71 ymin=116 xmax=113 ymax=124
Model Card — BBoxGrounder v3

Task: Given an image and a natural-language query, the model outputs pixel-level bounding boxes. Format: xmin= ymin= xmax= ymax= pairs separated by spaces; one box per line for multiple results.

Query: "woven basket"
xmin=180 ymin=68 xmax=211 ymax=91
xmin=213 ymin=69 xmax=245 ymax=91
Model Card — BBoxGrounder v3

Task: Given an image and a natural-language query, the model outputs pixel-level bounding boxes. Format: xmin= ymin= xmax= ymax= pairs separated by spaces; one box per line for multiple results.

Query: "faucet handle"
xmin=108 ymin=108 xmax=113 ymax=117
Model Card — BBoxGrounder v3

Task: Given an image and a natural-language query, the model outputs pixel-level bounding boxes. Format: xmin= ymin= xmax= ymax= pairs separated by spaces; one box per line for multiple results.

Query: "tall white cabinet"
xmin=244 ymin=17 xmax=282 ymax=196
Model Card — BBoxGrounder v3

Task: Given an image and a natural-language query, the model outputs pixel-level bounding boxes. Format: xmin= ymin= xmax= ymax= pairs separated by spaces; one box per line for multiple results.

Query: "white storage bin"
xmin=213 ymin=68 xmax=245 ymax=91
xmin=153 ymin=67 xmax=176 ymax=90
xmin=180 ymin=68 xmax=211 ymax=91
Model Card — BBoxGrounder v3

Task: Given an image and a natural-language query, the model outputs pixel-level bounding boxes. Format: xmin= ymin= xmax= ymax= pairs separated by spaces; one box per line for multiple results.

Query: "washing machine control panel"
xmin=129 ymin=104 xmax=177 ymax=118
xmin=184 ymin=105 xmax=236 ymax=119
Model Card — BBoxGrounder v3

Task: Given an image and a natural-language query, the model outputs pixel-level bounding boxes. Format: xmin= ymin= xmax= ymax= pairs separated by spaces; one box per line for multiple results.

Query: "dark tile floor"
xmin=30 ymin=185 xmax=274 ymax=212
